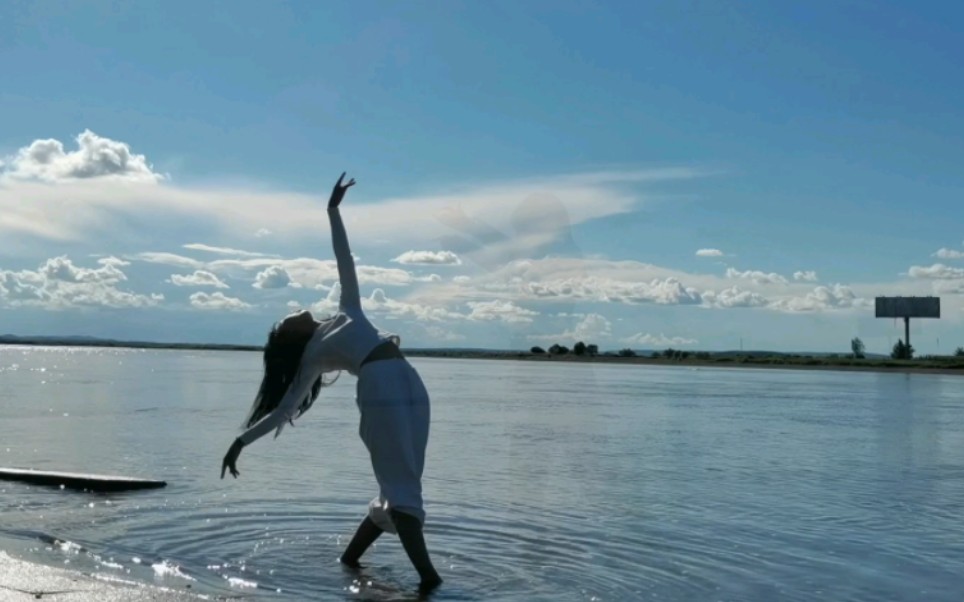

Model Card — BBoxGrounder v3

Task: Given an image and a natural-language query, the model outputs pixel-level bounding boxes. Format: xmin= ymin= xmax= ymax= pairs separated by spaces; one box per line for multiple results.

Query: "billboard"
xmin=875 ymin=296 xmax=940 ymax=318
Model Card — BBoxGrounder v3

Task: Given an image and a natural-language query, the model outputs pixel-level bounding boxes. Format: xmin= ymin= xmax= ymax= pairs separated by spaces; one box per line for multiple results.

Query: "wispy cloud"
xmin=392 ymin=250 xmax=462 ymax=266
xmin=695 ymin=248 xmax=723 ymax=257
xmin=529 ymin=313 xmax=612 ymax=342
xmin=622 ymin=333 xmax=697 ymax=347
xmin=183 ymin=243 xmax=276 ymax=258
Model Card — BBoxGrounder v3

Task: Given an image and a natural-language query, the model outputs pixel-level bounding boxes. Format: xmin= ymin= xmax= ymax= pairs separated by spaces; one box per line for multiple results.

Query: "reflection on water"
xmin=1 ymin=346 xmax=963 ymax=600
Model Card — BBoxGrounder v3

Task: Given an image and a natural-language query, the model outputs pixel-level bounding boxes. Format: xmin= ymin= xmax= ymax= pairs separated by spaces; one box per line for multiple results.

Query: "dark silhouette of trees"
xmin=891 ymin=339 xmax=914 ymax=360
xmin=851 ymin=337 xmax=865 ymax=359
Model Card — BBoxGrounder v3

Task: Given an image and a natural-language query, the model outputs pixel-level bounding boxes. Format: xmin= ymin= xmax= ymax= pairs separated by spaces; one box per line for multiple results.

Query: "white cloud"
xmin=525 ymin=276 xmax=703 ymax=305
xmin=622 ymin=333 xmax=698 ymax=347
xmin=529 ymin=313 xmax=612 ymax=342
xmin=909 ymin=264 xmax=964 ymax=279
xmin=189 ymin=291 xmax=251 ymax=311
xmin=695 ymin=248 xmax=723 ymax=257
xmin=1 ymin=130 xmax=162 ymax=183
xmin=934 ymin=280 xmax=964 ymax=295
xmin=130 ymin=252 xmax=204 ymax=270
xmin=0 ymin=256 xmax=163 ymax=309
xmin=769 ymin=284 xmax=870 ymax=313
xmin=0 ymin=166 xmax=708 ymax=251
xmin=793 ymin=270 xmax=818 ymax=282
xmin=254 ymin=228 xmax=272 ymax=238
xmin=466 ymin=300 xmax=540 ymax=324
xmin=701 ymin=286 xmax=769 ymax=308
xmin=169 ymin=270 xmax=229 ymax=289
xmin=183 ymin=243 xmax=274 ymax=258
xmin=392 ymin=250 xmax=462 ymax=266
xmin=453 ymin=275 xmax=471 ymax=284
xmin=423 ymin=326 xmax=466 ymax=342
xmin=363 ymin=288 xmax=465 ymax=322
xmin=934 ymin=248 xmax=964 ymax=260
xmin=253 ymin=265 xmax=292 ymax=289
xmin=726 ymin=267 xmax=788 ymax=285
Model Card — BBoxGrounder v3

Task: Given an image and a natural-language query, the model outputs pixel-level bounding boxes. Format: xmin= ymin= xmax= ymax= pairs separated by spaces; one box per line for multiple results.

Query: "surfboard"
xmin=0 ymin=468 xmax=167 ymax=492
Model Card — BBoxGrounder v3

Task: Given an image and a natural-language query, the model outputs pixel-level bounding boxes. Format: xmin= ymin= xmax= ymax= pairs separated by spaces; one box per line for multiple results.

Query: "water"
xmin=1 ymin=346 xmax=963 ymax=601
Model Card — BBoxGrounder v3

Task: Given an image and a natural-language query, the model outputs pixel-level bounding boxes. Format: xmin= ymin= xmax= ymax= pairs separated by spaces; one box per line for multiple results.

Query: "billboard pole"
xmin=875 ymin=296 xmax=940 ymax=355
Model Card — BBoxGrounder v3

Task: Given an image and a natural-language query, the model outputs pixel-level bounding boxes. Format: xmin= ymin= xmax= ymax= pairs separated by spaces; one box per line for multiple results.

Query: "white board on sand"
xmin=0 ymin=467 xmax=167 ymax=491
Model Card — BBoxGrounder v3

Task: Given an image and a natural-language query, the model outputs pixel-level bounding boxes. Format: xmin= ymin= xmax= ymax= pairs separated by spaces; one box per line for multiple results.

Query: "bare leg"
xmin=390 ymin=509 xmax=442 ymax=592
xmin=340 ymin=516 xmax=383 ymax=568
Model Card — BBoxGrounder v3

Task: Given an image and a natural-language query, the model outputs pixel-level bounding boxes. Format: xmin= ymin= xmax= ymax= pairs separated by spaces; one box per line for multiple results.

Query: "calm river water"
xmin=1 ymin=346 xmax=962 ymax=601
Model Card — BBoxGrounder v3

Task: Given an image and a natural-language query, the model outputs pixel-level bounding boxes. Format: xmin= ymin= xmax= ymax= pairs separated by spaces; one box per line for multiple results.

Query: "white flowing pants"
xmin=356 ymin=358 xmax=430 ymax=533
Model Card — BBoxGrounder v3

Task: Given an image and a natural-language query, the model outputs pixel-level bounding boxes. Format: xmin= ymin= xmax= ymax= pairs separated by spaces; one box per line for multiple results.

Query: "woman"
xmin=221 ymin=173 xmax=442 ymax=592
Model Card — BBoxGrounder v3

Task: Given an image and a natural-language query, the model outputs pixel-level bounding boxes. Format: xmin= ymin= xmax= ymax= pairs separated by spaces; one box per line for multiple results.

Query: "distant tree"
xmin=891 ymin=339 xmax=914 ymax=360
xmin=650 ymin=351 xmax=660 ymax=359
xmin=573 ymin=341 xmax=587 ymax=356
xmin=662 ymin=348 xmax=676 ymax=359
xmin=549 ymin=344 xmax=569 ymax=355
xmin=530 ymin=346 xmax=546 ymax=354
xmin=680 ymin=351 xmax=691 ymax=360
xmin=956 ymin=347 xmax=964 ymax=357
xmin=618 ymin=348 xmax=637 ymax=357
xmin=587 ymin=344 xmax=599 ymax=357
xmin=851 ymin=337 xmax=865 ymax=359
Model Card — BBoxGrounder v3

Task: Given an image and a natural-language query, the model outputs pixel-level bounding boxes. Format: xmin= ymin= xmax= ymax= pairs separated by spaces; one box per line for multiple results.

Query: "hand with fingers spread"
xmin=328 ymin=172 xmax=356 ymax=209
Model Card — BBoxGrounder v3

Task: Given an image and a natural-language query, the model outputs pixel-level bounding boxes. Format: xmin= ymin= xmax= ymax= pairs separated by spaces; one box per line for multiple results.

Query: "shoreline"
xmin=0 ymin=550 xmax=208 ymax=601
xmin=3 ymin=339 xmax=963 ymax=376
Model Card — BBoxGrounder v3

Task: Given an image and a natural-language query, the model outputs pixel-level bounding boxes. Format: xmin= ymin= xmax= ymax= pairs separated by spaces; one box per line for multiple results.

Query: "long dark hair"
xmin=241 ymin=318 xmax=338 ymax=433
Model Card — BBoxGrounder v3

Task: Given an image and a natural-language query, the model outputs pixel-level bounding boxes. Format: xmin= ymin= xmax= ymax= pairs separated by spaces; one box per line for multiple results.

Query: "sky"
xmin=2 ymin=0 xmax=964 ymax=354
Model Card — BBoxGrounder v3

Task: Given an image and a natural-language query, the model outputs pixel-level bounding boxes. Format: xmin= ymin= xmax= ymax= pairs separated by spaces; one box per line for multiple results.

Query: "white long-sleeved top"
xmin=238 ymin=207 xmax=399 ymax=445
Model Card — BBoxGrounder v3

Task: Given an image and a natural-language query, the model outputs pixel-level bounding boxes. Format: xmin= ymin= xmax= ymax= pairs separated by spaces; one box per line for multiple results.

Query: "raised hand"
xmin=328 ymin=172 xmax=357 ymax=209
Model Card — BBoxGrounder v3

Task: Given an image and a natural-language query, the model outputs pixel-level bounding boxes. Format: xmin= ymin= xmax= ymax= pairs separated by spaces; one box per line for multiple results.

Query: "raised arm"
xmin=327 ymin=173 xmax=360 ymax=311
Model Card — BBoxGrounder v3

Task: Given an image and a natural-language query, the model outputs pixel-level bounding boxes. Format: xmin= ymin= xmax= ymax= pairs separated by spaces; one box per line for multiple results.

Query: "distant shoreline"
xmin=2 ymin=337 xmax=963 ymax=376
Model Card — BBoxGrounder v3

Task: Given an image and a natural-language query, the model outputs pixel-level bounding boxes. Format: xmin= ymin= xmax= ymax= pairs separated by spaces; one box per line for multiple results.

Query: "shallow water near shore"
xmin=1 ymin=345 xmax=963 ymax=601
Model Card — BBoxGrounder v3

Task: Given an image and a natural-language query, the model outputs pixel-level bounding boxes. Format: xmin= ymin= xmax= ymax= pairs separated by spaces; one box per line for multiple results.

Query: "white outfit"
xmin=239 ymin=207 xmax=430 ymax=528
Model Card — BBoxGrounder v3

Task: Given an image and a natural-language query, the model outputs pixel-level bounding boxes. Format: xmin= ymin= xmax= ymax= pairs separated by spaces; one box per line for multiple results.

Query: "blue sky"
xmin=2 ymin=0 xmax=963 ymax=353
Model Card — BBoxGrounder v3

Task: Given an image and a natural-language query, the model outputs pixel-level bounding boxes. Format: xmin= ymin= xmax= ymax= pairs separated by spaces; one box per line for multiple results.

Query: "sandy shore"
xmin=0 ymin=551 xmax=218 ymax=601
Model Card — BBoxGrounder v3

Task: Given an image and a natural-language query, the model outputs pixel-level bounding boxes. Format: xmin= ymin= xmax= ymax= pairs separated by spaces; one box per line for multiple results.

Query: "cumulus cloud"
xmin=725 ymin=268 xmax=788 ymax=285
xmin=169 ymin=270 xmax=229 ymax=289
xmin=253 ymin=265 xmax=292 ymax=289
xmin=701 ymin=286 xmax=769 ymax=308
xmin=1 ymin=130 xmax=162 ymax=183
xmin=793 ymin=270 xmax=818 ymax=282
xmin=526 ymin=276 xmax=703 ymax=305
xmin=695 ymin=248 xmax=723 ymax=257
xmin=183 ymin=243 xmax=274 ymax=258
xmin=769 ymin=284 xmax=870 ymax=313
xmin=909 ymin=264 xmax=964 ymax=279
xmin=622 ymin=333 xmax=698 ymax=346
xmin=189 ymin=291 xmax=251 ymax=311
xmin=466 ymin=300 xmax=540 ymax=324
xmin=0 ymin=256 xmax=163 ymax=309
xmin=392 ymin=250 xmax=462 ymax=266
xmin=934 ymin=248 xmax=964 ymax=260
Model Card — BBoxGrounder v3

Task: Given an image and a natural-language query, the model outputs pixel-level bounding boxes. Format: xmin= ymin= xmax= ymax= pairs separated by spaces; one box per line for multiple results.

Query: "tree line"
xmin=851 ymin=337 xmax=964 ymax=360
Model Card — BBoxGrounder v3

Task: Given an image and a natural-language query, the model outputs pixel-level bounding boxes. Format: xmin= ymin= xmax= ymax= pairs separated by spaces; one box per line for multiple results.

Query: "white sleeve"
xmin=238 ymin=349 xmax=321 ymax=445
